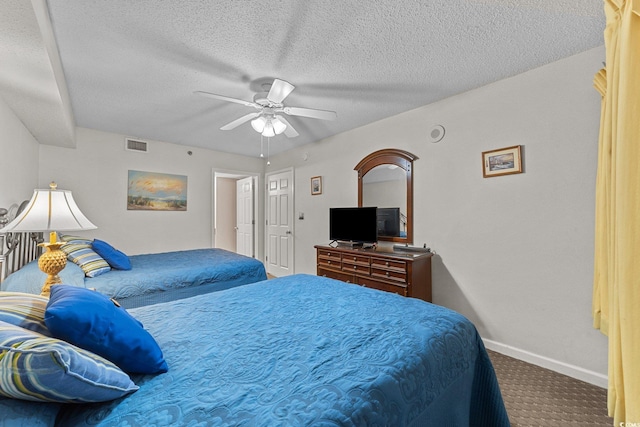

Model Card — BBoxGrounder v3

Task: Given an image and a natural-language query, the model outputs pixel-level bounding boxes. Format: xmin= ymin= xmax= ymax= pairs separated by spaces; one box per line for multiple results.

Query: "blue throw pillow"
xmin=44 ymin=286 xmax=168 ymax=374
xmin=92 ymin=239 xmax=132 ymax=270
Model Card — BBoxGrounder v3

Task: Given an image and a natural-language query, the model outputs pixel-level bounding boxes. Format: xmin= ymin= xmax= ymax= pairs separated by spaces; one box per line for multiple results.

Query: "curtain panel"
xmin=593 ymin=0 xmax=640 ymax=424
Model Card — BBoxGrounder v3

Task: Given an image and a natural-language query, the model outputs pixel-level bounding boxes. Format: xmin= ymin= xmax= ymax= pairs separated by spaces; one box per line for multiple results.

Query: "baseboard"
xmin=483 ymin=338 xmax=608 ymax=389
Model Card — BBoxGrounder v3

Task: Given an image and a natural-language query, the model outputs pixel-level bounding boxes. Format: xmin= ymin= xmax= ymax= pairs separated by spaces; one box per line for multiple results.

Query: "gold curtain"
xmin=593 ymin=0 xmax=640 ymax=424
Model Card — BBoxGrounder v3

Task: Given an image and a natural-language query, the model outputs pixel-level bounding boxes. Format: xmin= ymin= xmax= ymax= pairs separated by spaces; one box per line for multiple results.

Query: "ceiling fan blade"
xmin=220 ymin=112 xmax=260 ymax=130
xmin=194 ymin=91 xmax=260 ymax=109
xmin=267 ymin=79 xmax=295 ymax=104
xmin=275 ymin=115 xmax=299 ymax=138
xmin=283 ymin=106 xmax=337 ymax=121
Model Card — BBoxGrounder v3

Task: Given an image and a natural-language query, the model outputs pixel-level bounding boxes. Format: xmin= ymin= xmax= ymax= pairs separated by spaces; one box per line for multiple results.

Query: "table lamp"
xmin=2 ymin=182 xmax=97 ymax=296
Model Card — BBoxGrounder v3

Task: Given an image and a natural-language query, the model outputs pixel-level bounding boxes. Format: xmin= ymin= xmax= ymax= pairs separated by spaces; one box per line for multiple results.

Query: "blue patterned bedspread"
xmin=91 ymin=248 xmax=267 ymax=300
xmin=1 ymin=249 xmax=267 ymax=309
xmin=55 ymin=274 xmax=509 ymax=426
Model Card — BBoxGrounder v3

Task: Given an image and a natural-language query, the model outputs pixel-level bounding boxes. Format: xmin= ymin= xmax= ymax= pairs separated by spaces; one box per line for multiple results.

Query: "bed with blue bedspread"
xmin=2 ymin=248 xmax=267 ymax=308
xmin=1 ymin=274 xmax=510 ymax=426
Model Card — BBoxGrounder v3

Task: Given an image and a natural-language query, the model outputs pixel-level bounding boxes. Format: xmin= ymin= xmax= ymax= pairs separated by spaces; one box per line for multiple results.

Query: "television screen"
xmin=329 ymin=207 xmax=378 ymax=244
xmin=377 ymin=207 xmax=401 ymax=237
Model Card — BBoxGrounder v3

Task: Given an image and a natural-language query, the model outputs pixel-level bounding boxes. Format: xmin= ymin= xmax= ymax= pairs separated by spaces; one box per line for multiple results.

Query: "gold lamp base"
xmin=38 ymin=236 xmax=67 ymax=297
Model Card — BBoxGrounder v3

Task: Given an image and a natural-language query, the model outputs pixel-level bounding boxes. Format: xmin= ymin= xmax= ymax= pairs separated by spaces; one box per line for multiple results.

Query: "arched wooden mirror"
xmin=355 ymin=149 xmax=417 ymax=244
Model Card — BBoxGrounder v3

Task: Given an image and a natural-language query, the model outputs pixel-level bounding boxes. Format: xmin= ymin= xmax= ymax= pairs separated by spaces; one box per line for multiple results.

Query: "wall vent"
xmin=125 ymin=138 xmax=149 ymax=153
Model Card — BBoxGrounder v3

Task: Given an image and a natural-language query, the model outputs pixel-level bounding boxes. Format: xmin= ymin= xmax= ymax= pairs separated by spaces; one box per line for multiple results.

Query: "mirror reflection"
xmin=362 ymin=165 xmax=407 ymax=238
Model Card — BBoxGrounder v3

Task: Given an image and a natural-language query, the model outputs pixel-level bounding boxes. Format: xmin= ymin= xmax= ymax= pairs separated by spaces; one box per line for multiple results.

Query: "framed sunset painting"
xmin=127 ymin=170 xmax=188 ymax=211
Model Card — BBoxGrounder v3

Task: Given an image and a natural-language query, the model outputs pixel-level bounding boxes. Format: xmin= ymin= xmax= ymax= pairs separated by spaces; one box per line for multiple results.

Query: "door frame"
xmin=212 ymin=168 xmax=262 ymax=261
xmin=264 ymin=167 xmax=295 ymax=276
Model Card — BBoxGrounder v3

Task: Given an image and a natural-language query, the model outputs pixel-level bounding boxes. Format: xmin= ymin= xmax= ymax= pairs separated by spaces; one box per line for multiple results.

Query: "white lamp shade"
xmin=3 ymin=188 xmax=97 ymax=232
xmin=262 ymin=121 xmax=276 ymax=137
xmin=251 ymin=116 xmax=267 ymax=133
xmin=272 ymin=117 xmax=286 ymax=135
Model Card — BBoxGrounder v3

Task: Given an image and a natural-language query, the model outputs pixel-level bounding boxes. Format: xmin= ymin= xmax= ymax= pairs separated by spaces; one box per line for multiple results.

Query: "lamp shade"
xmin=262 ymin=120 xmax=276 ymax=137
xmin=3 ymin=184 xmax=97 ymax=232
xmin=272 ymin=117 xmax=286 ymax=135
xmin=251 ymin=116 xmax=267 ymax=133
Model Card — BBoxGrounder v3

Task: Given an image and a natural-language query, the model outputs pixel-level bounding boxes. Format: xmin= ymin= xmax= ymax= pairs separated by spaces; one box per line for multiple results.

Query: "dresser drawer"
xmin=318 ymin=267 xmax=355 ymax=283
xmin=318 ymin=248 xmax=341 ymax=260
xmin=342 ymin=262 xmax=370 ymax=275
xmin=357 ymin=276 xmax=407 ymax=296
xmin=371 ymin=257 xmax=406 ymax=271
xmin=343 ymin=254 xmax=370 ymax=265
xmin=318 ymin=257 xmax=341 ymax=269
xmin=371 ymin=267 xmax=407 ymax=283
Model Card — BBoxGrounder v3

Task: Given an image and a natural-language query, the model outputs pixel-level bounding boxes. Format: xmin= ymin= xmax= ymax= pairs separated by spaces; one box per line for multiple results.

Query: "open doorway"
xmin=212 ymin=170 xmax=260 ymax=259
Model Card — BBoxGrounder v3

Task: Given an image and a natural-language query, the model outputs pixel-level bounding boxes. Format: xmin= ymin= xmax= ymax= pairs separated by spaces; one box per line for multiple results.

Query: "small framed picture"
xmin=482 ymin=145 xmax=523 ymax=178
xmin=311 ymin=176 xmax=322 ymax=195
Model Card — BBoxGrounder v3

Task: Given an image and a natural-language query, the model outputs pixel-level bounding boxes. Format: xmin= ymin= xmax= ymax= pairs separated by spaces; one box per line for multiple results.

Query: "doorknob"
xmin=285 ymin=230 xmax=292 ymax=235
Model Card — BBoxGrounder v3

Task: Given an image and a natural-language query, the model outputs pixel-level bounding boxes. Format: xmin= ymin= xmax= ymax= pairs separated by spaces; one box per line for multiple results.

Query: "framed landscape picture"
xmin=127 ymin=170 xmax=188 ymax=211
xmin=482 ymin=145 xmax=523 ymax=178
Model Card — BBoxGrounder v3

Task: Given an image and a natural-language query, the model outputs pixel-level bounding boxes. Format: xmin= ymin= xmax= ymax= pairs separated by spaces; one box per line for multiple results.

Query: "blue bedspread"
xmin=56 ymin=274 xmax=510 ymax=426
xmin=2 ymin=248 xmax=267 ymax=308
xmin=88 ymin=248 xmax=267 ymax=307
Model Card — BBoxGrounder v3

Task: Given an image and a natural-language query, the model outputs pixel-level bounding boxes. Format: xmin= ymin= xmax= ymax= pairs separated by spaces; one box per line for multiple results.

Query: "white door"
xmin=236 ymin=177 xmax=254 ymax=257
xmin=266 ymin=169 xmax=294 ymax=277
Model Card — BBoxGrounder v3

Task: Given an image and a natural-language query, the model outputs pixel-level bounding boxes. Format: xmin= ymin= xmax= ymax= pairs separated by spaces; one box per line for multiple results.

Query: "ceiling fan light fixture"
xmin=197 ymin=78 xmax=336 ymax=141
xmin=272 ymin=117 xmax=286 ymax=135
xmin=262 ymin=121 xmax=276 ymax=137
xmin=251 ymin=116 xmax=267 ymax=133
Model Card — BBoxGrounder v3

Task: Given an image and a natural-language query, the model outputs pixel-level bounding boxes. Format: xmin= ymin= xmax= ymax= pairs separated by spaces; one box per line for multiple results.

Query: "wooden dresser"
xmin=315 ymin=245 xmax=432 ymax=302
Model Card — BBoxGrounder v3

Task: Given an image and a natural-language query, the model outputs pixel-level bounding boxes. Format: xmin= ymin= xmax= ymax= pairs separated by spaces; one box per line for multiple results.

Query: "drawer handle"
xmin=353 ymin=265 xmax=357 ymax=270
xmin=386 ymin=272 xmax=390 ymax=277
xmin=354 ymin=257 xmax=357 ymax=261
xmin=386 ymin=261 xmax=390 ymax=267
xmin=327 ymin=260 xmax=331 ymax=264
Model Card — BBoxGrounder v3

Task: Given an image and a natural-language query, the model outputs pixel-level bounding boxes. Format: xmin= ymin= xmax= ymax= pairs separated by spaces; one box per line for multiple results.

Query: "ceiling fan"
xmin=194 ymin=78 xmax=337 ymax=138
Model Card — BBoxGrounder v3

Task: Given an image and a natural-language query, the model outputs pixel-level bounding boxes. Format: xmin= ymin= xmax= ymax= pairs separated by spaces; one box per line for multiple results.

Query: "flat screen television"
xmin=329 ymin=207 xmax=378 ymax=244
xmin=377 ymin=207 xmax=401 ymax=237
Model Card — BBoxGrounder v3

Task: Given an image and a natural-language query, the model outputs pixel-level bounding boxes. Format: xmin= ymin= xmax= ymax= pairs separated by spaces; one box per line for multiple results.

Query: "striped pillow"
xmin=0 ymin=292 xmax=50 ymax=336
xmin=60 ymin=237 xmax=111 ymax=278
xmin=0 ymin=320 xmax=138 ymax=403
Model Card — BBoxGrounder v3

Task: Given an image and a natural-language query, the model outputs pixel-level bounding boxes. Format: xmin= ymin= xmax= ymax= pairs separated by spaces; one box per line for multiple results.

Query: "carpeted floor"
xmin=488 ymin=350 xmax=612 ymax=426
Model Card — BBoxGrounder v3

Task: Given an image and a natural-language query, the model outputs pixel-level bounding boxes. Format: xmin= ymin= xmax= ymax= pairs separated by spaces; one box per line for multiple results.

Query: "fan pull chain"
xmin=267 ymin=137 xmax=271 ymax=166
xmin=260 ymin=135 xmax=264 ymax=158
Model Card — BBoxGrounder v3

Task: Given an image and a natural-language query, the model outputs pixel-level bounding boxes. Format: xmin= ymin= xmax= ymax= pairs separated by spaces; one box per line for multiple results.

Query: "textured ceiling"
xmin=4 ymin=0 xmax=605 ymax=157
xmin=0 ymin=0 xmax=74 ymax=147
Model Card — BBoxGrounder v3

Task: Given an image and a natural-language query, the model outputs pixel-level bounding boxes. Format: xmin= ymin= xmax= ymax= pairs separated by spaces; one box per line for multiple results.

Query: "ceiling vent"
xmin=125 ymin=138 xmax=149 ymax=153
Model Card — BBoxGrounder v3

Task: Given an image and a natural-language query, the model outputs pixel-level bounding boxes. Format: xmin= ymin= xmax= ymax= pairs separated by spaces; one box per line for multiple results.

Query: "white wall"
xmin=268 ymin=46 xmax=608 ymax=384
xmin=0 ymin=96 xmax=39 ymax=209
xmin=38 ymin=127 xmax=264 ymax=255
